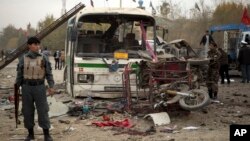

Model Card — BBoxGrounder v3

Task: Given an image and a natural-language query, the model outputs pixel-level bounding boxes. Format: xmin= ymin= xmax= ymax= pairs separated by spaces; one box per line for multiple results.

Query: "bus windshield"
xmin=75 ymin=14 xmax=155 ymax=58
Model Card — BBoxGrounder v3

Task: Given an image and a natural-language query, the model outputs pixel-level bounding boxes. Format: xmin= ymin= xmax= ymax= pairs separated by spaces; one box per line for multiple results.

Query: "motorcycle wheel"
xmin=179 ymin=89 xmax=210 ymax=111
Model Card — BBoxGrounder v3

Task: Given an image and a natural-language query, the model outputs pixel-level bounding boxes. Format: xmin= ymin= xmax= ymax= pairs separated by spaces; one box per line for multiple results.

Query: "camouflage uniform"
xmin=206 ymin=47 xmax=221 ymax=99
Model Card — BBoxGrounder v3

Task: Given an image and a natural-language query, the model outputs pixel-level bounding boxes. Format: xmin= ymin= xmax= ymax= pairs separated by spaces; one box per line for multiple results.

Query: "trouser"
xmin=206 ymin=82 xmax=218 ymax=93
xmin=21 ymin=84 xmax=50 ymax=129
xmin=206 ymin=82 xmax=218 ymax=99
xmin=241 ymin=64 xmax=250 ymax=82
xmin=219 ymin=64 xmax=230 ymax=83
xmin=55 ymin=58 xmax=59 ymax=69
xmin=202 ymin=44 xmax=209 ymax=58
xmin=206 ymin=67 xmax=219 ymax=98
xmin=60 ymin=60 xmax=65 ymax=70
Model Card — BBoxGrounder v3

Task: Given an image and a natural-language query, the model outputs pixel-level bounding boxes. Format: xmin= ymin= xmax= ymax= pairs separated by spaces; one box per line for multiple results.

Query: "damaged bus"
xmin=64 ymin=7 xmax=157 ymax=98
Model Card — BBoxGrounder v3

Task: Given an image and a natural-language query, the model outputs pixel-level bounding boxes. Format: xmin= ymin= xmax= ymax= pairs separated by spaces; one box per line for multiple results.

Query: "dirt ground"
xmin=0 ymin=58 xmax=250 ymax=141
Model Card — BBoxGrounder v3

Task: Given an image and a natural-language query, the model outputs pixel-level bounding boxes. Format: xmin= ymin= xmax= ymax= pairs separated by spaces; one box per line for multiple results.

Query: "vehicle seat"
xmin=124 ymin=33 xmax=139 ymax=49
xmin=87 ymin=30 xmax=95 ymax=35
xmin=96 ymin=30 xmax=103 ymax=35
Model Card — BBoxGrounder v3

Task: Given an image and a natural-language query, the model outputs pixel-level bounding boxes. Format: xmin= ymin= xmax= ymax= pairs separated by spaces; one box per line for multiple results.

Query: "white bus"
xmin=64 ymin=7 xmax=157 ymax=98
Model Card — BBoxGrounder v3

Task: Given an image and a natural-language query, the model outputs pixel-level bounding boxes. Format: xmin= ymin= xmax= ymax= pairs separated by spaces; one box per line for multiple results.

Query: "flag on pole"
xmin=149 ymin=1 xmax=155 ymax=10
xmin=241 ymin=8 xmax=250 ymax=25
xmin=90 ymin=0 xmax=94 ymax=7
xmin=195 ymin=3 xmax=200 ymax=11
xmin=149 ymin=1 xmax=153 ymax=8
xmin=149 ymin=0 xmax=155 ymax=15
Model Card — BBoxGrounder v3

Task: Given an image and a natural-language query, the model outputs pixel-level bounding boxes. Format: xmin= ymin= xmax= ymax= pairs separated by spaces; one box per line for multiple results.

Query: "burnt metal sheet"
xmin=144 ymin=112 xmax=171 ymax=126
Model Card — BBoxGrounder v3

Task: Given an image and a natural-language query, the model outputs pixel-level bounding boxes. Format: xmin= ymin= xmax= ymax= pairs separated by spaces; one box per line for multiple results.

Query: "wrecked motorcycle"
xmin=152 ymin=83 xmax=210 ymax=111
xmin=138 ymin=60 xmax=210 ymax=111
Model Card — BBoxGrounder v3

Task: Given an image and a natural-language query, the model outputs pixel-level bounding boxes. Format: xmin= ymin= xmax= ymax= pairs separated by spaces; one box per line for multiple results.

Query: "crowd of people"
xmin=200 ymin=30 xmax=250 ymax=100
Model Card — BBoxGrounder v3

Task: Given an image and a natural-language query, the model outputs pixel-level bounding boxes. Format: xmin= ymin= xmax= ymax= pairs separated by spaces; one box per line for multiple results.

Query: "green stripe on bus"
xmin=77 ymin=63 xmax=138 ymax=68
xmin=77 ymin=64 xmax=107 ymax=68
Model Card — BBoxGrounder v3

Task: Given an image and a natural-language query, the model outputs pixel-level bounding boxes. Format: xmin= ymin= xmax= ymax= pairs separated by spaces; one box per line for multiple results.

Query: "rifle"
xmin=14 ymin=83 xmax=20 ymax=128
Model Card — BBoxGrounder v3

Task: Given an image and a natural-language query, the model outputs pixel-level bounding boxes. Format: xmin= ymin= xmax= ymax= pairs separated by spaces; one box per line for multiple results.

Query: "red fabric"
xmin=92 ymin=119 xmax=132 ymax=128
xmin=140 ymin=23 xmax=158 ymax=62
xmin=241 ymin=8 xmax=250 ymax=25
xmin=102 ymin=115 xmax=111 ymax=121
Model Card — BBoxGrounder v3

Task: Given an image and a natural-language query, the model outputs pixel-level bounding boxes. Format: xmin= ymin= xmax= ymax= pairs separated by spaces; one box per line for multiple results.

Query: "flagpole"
xmin=120 ymin=0 xmax=122 ymax=8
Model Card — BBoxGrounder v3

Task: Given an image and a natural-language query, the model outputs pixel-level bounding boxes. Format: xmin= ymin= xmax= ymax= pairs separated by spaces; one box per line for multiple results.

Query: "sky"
xmin=0 ymin=0 xmax=201 ymax=30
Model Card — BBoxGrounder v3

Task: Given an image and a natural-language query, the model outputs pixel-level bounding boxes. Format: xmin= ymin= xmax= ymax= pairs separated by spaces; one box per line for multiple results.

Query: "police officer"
xmin=15 ymin=37 xmax=54 ymax=141
xmin=206 ymin=43 xmax=221 ymax=100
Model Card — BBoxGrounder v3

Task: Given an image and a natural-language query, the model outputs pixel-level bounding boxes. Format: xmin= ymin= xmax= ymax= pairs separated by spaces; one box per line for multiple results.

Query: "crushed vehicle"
xmin=126 ymin=40 xmax=210 ymax=111
xmin=155 ymin=38 xmax=210 ymax=62
xmin=136 ymin=40 xmax=210 ymax=111
xmin=155 ymin=39 xmax=209 ymax=86
xmin=64 ymin=7 xmax=158 ymax=98
xmin=137 ymin=60 xmax=210 ymax=111
xmin=156 ymin=39 xmax=198 ymax=59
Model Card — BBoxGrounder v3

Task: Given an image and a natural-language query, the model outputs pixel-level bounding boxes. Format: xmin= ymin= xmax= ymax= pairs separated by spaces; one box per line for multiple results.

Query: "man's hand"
xmin=48 ymin=88 xmax=55 ymax=96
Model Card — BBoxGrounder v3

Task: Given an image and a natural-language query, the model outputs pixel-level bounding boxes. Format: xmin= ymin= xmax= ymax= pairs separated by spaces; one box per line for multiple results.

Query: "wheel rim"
xmin=183 ymin=91 xmax=205 ymax=106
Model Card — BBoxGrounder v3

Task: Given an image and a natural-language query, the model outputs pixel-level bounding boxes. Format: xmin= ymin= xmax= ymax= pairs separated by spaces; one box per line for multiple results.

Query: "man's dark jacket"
xmin=200 ymin=34 xmax=214 ymax=45
xmin=238 ymin=45 xmax=250 ymax=65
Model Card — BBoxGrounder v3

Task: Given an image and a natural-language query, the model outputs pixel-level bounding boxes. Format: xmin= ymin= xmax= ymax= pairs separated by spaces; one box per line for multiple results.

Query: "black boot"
xmin=208 ymin=89 xmax=213 ymax=99
xmin=213 ymin=91 xmax=218 ymax=100
xmin=25 ymin=129 xmax=35 ymax=141
xmin=43 ymin=129 xmax=53 ymax=141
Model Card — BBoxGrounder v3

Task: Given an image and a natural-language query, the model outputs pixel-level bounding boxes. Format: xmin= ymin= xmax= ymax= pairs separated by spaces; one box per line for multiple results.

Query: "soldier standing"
xmin=15 ymin=37 xmax=54 ymax=141
xmin=206 ymin=43 xmax=221 ymax=100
